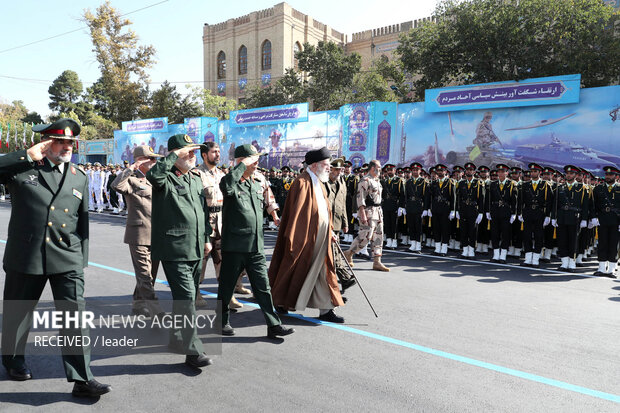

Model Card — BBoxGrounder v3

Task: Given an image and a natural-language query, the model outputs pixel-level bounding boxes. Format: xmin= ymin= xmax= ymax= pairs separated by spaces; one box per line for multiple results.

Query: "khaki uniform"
xmin=111 ymin=168 xmax=163 ymax=316
xmin=349 ymin=175 xmax=384 ymax=257
xmin=195 ymin=164 xmax=225 ymax=278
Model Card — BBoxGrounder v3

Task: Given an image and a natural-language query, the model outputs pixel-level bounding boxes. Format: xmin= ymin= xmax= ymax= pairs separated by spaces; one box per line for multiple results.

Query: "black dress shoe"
xmin=132 ymin=307 xmax=151 ymax=318
xmin=267 ymin=324 xmax=295 ymax=339
xmin=593 ymin=271 xmax=604 ymax=277
xmin=340 ymin=278 xmax=356 ymax=291
xmin=72 ymin=379 xmax=112 ymax=397
xmin=318 ymin=310 xmax=345 ymax=323
xmin=185 ymin=353 xmax=212 ymax=368
xmin=7 ymin=366 xmax=32 ymax=381
xmin=222 ymin=323 xmax=235 ymax=336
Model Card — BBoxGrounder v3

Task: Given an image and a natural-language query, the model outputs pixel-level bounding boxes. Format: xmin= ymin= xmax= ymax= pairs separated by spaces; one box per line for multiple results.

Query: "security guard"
xmin=217 ymin=145 xmax=294 ymax=339
xmin=381 ymin=164 xmax=406 ymax=249
xmin=518 ymin=163 xmax=553 ymax=267
xmin=426 ymin=164 xmax=456 ymax=257
xmin=455 ymin=163 xmax=484 ymax=259
xmin=147 ymin=134 xmax=212 ymax=368
xmin=0 ymin=118 xmax=111 ymax=397
xmin=550 ymin=165 xmax=589 ymax=272
xmin=405 ymin=162 xmax=427 ymax=253
xmin=486 ymin=164 xmax=517 ymax=263
xmin=590 ymin=166 xmax=620 ymax=278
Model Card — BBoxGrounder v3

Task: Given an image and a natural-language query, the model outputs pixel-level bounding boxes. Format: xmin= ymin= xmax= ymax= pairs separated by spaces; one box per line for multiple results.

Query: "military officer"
xmin=343 ymin=160 xmax=390 ymax=271
xmin=268 ymin=167 xmax=283 ymax=230
xmin=217 ymin=144 xmax=294 ymax=339
xmin=344 ymin=161 xmax=359 ymax=243
xmin=381 ymin=164 xmax=406 ymax=249
xmin=455 ymin=163 xmax=484 ymax=259
xmin=146 ymin=134 xmax=212 ymax=369
xmin=426 ymin=164 xmax=456 ymax=257
xmin=540 ymin=167 xmax=557 ymax=262
xmin=518 ymin=163 xmax=553 ymax=267
xmin=550 ymin=165 xmax=589 ymax=272
xmin=476 ymin=165 xmax=491 ymax=254
xmin=508 ymin=166 xmax=523 ymax=258
xmin=590 ymin=166 xmax=620 ymax=278
xmin=280 ymin=166 xmax=294 ymax=211
xmin=111 ymin=145 xmax=165 ymax=319
xmin=485 ymin=164 xmax=518 ymax=264
xmin=0 ymin=118 xmax=111 ymax=397
xmin=404 ymin=162 xmax=427 ymax=252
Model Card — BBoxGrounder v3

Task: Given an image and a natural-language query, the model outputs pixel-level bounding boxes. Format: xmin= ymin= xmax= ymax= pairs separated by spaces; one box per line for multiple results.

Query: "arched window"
xmin=261 ymin=40 xmax=271 ymax=70
xmin=293 ymin=42 xmax=301 ymax=69
xmin=217 ymin=51 xmax=226 ymax=79
xmin=238 ymin=45 xmax=247 ymax=75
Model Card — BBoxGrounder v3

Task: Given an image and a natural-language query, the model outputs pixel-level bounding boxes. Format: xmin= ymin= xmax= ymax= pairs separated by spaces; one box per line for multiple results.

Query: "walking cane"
xmin=333 ymin=241 xmax=379 ymax=318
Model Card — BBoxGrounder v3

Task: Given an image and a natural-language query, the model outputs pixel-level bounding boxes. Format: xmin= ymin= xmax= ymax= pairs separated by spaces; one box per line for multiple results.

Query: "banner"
xmin=229 ymin=103 xmax=309 ymax=127
xmin=425 ymin=75 xmax=581 ymax=112
xmin=122 ymin=117 xmax=168 ymax=133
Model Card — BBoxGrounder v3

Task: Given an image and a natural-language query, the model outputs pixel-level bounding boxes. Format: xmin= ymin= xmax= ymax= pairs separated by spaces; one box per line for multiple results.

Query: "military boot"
xmin=343 ymin=249 xmax=355 ymax=268
xmin=372 ymin=257 xmax=389 ymax=272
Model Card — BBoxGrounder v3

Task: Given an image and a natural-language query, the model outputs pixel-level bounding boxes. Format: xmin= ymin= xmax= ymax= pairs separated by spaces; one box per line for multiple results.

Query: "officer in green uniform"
xmin=0 ymin=118 xmax=111 ymax=397
xmin=217 ymin=144 xmax=294 ymax=339
xmin=146 ymin=134 xmax=212 ymax=368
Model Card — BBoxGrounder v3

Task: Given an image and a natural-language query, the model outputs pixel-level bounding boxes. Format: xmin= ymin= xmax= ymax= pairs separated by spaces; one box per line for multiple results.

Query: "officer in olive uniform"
xmin=425 ymin=164 xmax=456 ymax=257
xmin=455 ymin=163 xmax=484 ymax=259
xmin=381 ymin=164 xmax=406 ymax=249
xmin=518 ymin=163 xmax=553 ymax=268
xmin=485 ymin=164 xmax=518 ymax=264
xmin=147 ymin=134 xmax=213 ymax=369
xmin=217 ymin=145 xmax=294 ymax=339
xmin=590 ymin=165 xmax=620 ymax=278
xmin=550 ymin=165 xmax=589 ymax=272
xmin=404 ymin=162 xmax=427 ymax=253
xmin=0 ymin=118 xmax=111 ymax=397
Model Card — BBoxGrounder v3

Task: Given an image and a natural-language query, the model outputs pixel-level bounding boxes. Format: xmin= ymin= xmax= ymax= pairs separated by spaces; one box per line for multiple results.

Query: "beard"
xmin=49 ymin=150 xmax=72 ymax=163
xmin=317 ymin=169 xmax=329 ymax=183
xmin=177 ymin=156 xmax=196 ymax=171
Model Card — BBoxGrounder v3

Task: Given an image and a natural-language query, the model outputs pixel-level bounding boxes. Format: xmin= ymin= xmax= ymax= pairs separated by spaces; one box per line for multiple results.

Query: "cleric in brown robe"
xmin=268 ymin=147 xmax=346 ymax=323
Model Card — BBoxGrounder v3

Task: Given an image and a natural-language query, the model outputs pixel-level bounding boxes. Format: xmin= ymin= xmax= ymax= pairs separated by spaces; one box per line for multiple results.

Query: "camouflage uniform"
xmin=253 ymin=171 xmax=279 ymax=215
xmin=349 ymin=175 xmax=384 ymax=257
xmin=195 ymin=164 xmax=226 ymax=277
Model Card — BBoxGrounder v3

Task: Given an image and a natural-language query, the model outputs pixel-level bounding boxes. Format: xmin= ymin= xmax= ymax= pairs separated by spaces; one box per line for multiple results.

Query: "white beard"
xmin=318 ymin=170 xmax=329 ymax=183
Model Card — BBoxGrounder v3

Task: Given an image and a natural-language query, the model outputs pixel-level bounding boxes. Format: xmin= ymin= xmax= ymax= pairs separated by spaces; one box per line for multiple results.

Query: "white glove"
xmin=456 ymin=211 xmax=460 ymax=220
xmin=352 ymin=213 xmax=358 ymax=219
xmin=449 ymin=211 xmax=455 ymax=221
xmin=618 ymin=224 xmax=620 ymax=232
xmin=543 ymin=217 xmax=550 ymax=227
xmin=580 ymin=220 xmax=587 ymax=229
xmin=475 ymin=214 xmax=483 ymax=225
xmin=397 ymin=207 xmax=406 ymax=217
xmin=589 ymin=218 xmax=599 ymax=228
xmin=510 ymin=215 xmax=516 ymax=224
xmin=422 ymin=210 xmax=428 ymax=217
xmin=427 ymin=210 xmax=433 ymax=217
xmin=518 ymin=215 xmax=523 ymax=222
xmin=486 ymin=212 xmax=492 ymax=221
xmin=551 ymin=219 xmax=557 ymax=227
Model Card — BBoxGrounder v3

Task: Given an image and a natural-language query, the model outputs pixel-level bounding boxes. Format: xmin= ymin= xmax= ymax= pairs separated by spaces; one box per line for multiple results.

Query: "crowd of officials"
xmin=0 ymin=118 xmax=618 ymax=399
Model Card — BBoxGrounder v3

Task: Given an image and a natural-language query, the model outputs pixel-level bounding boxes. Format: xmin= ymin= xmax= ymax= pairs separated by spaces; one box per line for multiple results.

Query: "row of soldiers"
xmin=332 ymin=160 xmax=619 ymax=278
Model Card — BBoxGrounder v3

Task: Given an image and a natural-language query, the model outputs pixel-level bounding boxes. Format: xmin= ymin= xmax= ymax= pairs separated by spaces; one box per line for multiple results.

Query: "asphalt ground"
xmin=0 ymin=202 xmax=618 ymax=412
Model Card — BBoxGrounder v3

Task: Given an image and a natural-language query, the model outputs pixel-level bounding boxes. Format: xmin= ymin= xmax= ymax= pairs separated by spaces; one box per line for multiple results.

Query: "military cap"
xmin=93 ymin=162 xmax=102 ymax=167
xmin=510 ymin=166 xmax=522 ymax=173
xmin=603 ymin=165 xmax=620 ymax=174
xmin=490 ymin=169 xmax=498 ymax=176
xmin=343 ymin=160 xmax=353 ymax=167
xmin=281 ymin=166 xmax=291 ymax=172
xmin=528 ymin=162 xmax=543 ymax=171
xmin=434 ymin=164 xmax=448 ymax=171
xmin=402 ymin=167 xmax=410 ymax=172
xmin=421 ymin=169 xmax=428 ymax=175
xmin=464 ymin=162 xmax=476 ymax=170
xmin=410 ymin=162 xmax=423 ymax=169
xmin=564 ymin=165 xmax=579 ymax=173
xmin=234 ymin=143 xmax=266 ymax=158
xmin=384 ymin=163 xmax=396 ymax=169
xmin=523 ymin=170 xmax=531 ymax=177
xmin=453 ymin=165 xmax=464 ymax=172
xmin=330 ymin=157 xmax=345 ymax=168
xmin=353 ymin=167 xmax=361 ymax=173
xmin=495 ymin=164 xmax=509 ymax=171
xmin=32 ymin=117 xmax=81 ymax=140
xmin=361 ymin=163 xmax=369 ymax=170
xmin=133 ymin=145 xmax=162 ymax=159
xmin=542 ymin=167 xmax=553 ymax=174
xmin=123 ymin=160 xmax=129 ymax=165
xmin=85 ymin=162 xmax=92 ymax=166
xmin=168 ymin=134 xmax=207 ymax=152
xmin=477 ymin=165 xmax=490 ymax=172
xmin=429 ymin=167 xmax=436 ymax=173
xmin=396 ymin=168 xmax=403 ymax=173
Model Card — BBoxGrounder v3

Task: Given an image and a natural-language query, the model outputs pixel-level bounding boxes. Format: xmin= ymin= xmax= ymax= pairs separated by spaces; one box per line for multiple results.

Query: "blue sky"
xmin=0 ymin=0 xmax=436 ymax=119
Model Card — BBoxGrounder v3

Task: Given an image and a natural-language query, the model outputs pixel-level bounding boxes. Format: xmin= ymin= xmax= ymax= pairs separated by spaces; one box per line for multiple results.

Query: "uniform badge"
xmin=64 ymin=127 xmax=73 ymax=137
xmin=71 ymin=166 xmax=76 ymax=175
xmin=23 ymin=175 xmax=39 ymax=186
xmin=175 ymin=170 xmax=182 ymax=177
xmin=183 ymin=134 xmax=192 ymax=143
xmin=37 ymin=160 xmax=44 ymax=166
xmin=73 ymin=188 xmax=82 ymax=200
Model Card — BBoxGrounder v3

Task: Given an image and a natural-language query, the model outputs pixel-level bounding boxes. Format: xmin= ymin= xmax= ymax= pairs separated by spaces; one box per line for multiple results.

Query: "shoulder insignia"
xmin=37 ymin=160 xmax=44 ymax=166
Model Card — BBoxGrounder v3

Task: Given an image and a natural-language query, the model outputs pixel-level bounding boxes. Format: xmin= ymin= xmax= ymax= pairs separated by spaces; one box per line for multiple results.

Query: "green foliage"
xmin=141 ymin=81 xmax=202 ymax=123
xmin=398 ymin=0 xmax=620 ymax=99
xmin=22 ymin=111 xmax=43 ymax=124
xmin=48 ymin=70 xmax=83 ymax=114
xmin=245 ymin=69 xmax=307 ymax=109
xmin=83 ymin=0 xmax=156 ymax=124
xmin=186 ymin=86 xmax=242 ymax=119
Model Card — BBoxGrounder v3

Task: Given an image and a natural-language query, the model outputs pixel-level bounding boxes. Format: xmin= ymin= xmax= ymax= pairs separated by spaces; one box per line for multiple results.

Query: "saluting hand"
xmin=130 ymin=157 xmax=152 ymax=171
xmin=172 ymin=144 xmax=200 ymax=158
xmin=26 ymin=139 xmax=53 ymax=161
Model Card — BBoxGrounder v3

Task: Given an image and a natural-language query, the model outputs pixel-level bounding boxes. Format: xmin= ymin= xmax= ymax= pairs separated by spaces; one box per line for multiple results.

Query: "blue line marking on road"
xmin=0 ymin=238 xmax=617 ymax=403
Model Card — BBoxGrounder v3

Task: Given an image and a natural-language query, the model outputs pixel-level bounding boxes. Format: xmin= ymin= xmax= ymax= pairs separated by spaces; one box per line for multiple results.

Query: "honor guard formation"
xmin=0 ymin=119 xmax=618 ymax=399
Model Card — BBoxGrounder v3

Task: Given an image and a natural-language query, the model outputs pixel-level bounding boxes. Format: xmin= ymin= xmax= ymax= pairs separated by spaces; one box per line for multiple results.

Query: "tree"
xmin=398 ymin=0 xmax=620 ymax=100
xmin=22 ymin=111 xmax=43 ymax=124
xmin=296 ymin=41 xmax=361 ymax=111
xmin=83 ymin=0 xmax=156 ymax=124
xmin=141 ymin=81 xmax=203 ymax=123
xmin=48 ymin=70 xmax=83 ymax=114
xmin=245 ymin=69 xmax=307 ymax=109
xmin=186 ymin=86 xmax=242 ymax=119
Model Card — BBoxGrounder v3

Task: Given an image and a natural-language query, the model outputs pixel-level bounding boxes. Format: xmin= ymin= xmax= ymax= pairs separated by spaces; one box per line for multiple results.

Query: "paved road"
xmin=0 ymin=203 xmax=618 ymax=412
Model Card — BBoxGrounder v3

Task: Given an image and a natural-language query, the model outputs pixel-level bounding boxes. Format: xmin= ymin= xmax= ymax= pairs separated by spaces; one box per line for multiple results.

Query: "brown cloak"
xmin=268 ymin=171 xmax=344 ymax=310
